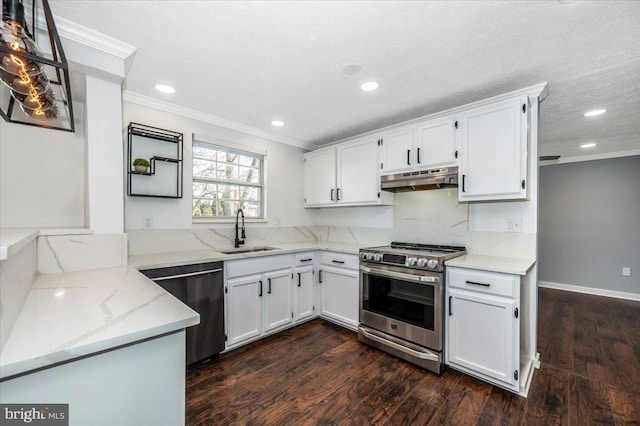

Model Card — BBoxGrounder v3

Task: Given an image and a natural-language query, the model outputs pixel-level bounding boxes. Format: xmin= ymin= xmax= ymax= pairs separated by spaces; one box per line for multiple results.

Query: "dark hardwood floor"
xmin=186 ymin=288 xmax=640 ymax=425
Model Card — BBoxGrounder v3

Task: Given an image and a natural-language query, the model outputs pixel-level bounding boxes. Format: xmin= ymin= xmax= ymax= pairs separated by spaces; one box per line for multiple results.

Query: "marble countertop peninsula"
xmin=445 ymin=254 xmax=535 ymax=275
xmin=0 ymin=266 xmax=199 ymax=380
xmin=1 ymin=241 xmax=367 ymax=380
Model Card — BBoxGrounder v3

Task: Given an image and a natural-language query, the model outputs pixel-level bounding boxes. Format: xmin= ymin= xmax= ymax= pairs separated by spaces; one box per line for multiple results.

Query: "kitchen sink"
xmin=219 ymin=246 xmax=279 ymax=255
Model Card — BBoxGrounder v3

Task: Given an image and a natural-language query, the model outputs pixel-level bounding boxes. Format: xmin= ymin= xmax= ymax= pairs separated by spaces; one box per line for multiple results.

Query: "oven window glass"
xmin=363 ymin=275 xmax=435 ymax=330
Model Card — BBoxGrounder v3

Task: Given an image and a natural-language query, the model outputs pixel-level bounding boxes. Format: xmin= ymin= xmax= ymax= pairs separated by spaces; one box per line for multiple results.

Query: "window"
xmin=192 ymin=142 xmax=264 ymax=219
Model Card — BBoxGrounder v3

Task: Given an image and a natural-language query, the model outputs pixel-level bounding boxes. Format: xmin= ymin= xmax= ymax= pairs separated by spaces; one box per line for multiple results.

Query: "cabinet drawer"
xmin=226 ymin=254 xmax=292 ymax=278
xmin=320 ymin=252 xmax=358 ymax=270
xmin=447 ymin=268 xmax=517 ymax=298
xmin=294 ymin=252 xmax=315 ymax=266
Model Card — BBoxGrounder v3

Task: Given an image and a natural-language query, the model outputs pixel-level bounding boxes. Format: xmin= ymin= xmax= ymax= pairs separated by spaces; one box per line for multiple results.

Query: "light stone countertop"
xmin=0 ymin=229 xmax=38 ymax=260
xmin=1 ymin=241 xmax=366 ymax=380
xmin=445 ymin=254 xmax=535 ymax=276
xmin=0 ymin=266 xmax=199 ymax=380
xmin=128 ymin=241 xmax=363 ymax=270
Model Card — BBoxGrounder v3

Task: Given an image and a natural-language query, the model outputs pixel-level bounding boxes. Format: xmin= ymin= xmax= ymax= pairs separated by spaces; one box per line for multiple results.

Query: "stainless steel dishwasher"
xmin=140 ymin=261 xmax=224 ymax=366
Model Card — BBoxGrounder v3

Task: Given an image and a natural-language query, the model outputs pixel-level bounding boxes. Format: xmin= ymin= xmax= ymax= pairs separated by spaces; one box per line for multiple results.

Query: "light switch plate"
xmin=622 ymin=267 xmax=631 ymax=277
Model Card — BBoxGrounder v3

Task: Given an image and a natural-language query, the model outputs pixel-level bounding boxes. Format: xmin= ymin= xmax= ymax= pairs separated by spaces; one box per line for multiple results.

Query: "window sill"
xmin=192 ymin=218 xmax=269 ymax=224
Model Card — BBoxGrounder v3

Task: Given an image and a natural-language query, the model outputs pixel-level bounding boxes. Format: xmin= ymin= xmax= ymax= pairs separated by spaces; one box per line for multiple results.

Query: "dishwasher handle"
xmin=151 ymin=268 xmax=223 ymax=281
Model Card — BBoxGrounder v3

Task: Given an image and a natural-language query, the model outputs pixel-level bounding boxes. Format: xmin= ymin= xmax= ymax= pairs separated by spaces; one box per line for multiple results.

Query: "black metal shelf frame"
xmin=127 ymin=122 xmax=183 ymax=198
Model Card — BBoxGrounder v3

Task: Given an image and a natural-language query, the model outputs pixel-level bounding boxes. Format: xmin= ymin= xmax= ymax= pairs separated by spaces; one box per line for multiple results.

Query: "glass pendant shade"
xmin=0 ymin=20 xmax=45 ymax=76
xmin=0 ymin=0 xmax=74 ymax=132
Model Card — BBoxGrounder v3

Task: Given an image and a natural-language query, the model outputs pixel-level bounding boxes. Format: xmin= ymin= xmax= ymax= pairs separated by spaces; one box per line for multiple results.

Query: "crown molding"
xmin=33 ymin=12 xmax=137 ymax=79
xmin=53 ymin=16 xmax=137 ymax=60
xmin=540 ymin=148 xmax=640 ymax=166
xmin=122 ymin=91 xmax=313 ymax=150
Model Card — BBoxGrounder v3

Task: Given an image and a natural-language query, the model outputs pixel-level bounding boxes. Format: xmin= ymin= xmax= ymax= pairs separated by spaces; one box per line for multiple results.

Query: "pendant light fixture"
xmin=0 ymin=0 xmax=74 ymax=132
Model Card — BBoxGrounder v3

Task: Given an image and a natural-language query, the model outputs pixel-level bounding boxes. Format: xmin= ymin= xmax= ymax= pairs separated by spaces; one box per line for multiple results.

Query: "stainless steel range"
xmin=358 ymin=242 xmax=466 ymax=374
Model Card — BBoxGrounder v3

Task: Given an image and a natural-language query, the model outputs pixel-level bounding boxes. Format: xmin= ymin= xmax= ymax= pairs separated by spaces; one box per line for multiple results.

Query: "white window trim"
xmin=192 ymin=138 xmax=267 ymax=222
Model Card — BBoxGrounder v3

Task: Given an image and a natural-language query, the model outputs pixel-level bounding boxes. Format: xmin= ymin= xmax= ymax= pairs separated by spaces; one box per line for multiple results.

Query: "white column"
xmin=85 ymin=75 xmax=124 ymax=233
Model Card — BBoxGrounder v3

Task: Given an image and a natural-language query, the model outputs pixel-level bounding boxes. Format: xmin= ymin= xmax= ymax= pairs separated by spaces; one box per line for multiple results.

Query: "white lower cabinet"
xmin=318 ymin=252 xmax=359 ymax=330
xmin=227 ymin=274 xmax=263 ymax=346
xmin=446 ymin=267 xmax=520 ymax=392
xmin=294 ymin=264 xmax=315 ymax=321
xmin=263 ymin=269 xmax=294 ymax=332
xmin=226 ymin=255 xmax=294 ymax=347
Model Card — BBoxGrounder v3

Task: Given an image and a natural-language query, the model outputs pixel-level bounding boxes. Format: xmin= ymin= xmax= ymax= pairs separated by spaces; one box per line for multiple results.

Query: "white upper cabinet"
xmin=458 ymin=97 xmax=529 ymax=201
xmin=415 ymin=115 xmax=459 ymax=169
xmin=380 ymin=116 xmax=459 ymax=176
xmin=380 ymin=126 xmax=415 ymax=175
xmin=337 ymin=137 xmax=381 ymax=204
xmin=303 ymin=148 xmax=336 ymax=206
xmin=304 ymin=138 xmax=392 ymax=208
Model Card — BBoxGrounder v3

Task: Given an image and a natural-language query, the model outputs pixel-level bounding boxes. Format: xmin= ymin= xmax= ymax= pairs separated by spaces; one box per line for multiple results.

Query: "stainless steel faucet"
xmin=234 ymin=208 xmax=245 ymax=248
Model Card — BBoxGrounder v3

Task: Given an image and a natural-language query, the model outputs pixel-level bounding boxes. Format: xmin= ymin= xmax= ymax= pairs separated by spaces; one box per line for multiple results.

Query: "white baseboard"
xmin=538 ymin=281 xmax=640 ymax=301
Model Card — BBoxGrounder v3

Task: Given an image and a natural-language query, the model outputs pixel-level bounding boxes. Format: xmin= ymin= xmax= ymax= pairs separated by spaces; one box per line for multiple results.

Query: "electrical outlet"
xmin=505 ymin=218 xmax=522 ymax=233
xmin=622 ymin=267 xmax=631 ymax=277
xmin=142 ymin=216 xmax=153 ymax=230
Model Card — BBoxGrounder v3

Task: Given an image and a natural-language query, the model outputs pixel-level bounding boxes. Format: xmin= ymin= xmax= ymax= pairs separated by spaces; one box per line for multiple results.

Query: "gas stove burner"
xmin=360 ymin=242 xmax=466 ymax=273
xmin=389 ymin=242 xmax=467 ymax=253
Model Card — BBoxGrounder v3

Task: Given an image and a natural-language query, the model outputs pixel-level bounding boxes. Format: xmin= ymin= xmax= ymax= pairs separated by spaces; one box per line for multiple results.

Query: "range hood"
xmin=381 ymin=167 xmax=459 ymax=193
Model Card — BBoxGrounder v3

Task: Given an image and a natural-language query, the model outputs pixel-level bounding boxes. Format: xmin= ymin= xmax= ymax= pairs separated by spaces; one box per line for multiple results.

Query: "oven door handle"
xmin=359 ymin=265 xmax=440 ymax=283
xmin=359 ymin=327 xmax=440 ymax=362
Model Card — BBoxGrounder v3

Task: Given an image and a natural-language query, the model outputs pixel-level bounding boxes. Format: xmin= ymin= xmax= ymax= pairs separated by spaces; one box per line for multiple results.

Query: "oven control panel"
xmin=360 ymin=251 xmax=439 ymax=271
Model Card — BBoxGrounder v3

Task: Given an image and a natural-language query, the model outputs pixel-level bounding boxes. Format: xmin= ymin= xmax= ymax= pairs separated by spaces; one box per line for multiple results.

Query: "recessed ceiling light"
xmin=343 ymin=64 xmax=362 ymax=75
xmin=360 ymin=81 xmax=379 ymax=92
xmin=155 ymin=84 xmax=176 ymax=94
xmin=271 ymin=120 xmax=285 ymax=127
xmin=584 ymin=109 xmax=606 ymax=117
xmin=580 ymin=143 xmax=597 ymax=149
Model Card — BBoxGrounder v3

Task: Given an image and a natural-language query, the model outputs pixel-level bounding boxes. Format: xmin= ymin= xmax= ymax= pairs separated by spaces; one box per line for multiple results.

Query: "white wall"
xmin=123 ymin=102 xmax=314 ymax=230
xmin=0 ymin=105 xmax=86 ymax=228
xmin=539 ymin=155 xmax=640 ymax=294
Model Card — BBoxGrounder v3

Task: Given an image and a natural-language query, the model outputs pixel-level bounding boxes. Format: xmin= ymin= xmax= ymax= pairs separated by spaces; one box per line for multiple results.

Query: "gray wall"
xmin=539 ymin=155 xmax=640 ymax=294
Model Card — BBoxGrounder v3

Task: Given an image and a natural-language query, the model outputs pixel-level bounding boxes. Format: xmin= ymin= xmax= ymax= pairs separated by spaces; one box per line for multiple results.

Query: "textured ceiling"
xmin=49 ymin=1 xmax=640 ymax=159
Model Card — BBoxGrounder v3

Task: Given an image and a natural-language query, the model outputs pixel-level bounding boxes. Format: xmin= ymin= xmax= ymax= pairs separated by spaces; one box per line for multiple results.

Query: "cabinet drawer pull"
xmin=259 ymin=280 xmax=263 ymax=297
xmin=462 ymin=174 xmax=466 ymax=192
xmin=448 ymin=296 xmax=452 ymax=316
xmin=300 ymin=258 xmax=313 ymax=262
xmin=337 ymin=188 xmax=341 ymax=200
xmin=332 ymin=260 xmax=345 ymax=264
xmin=267 ymin=278 xmax=272 ymax=294
xmin=330 ymin=188 xmax=334 ymax=201
xmin=465 ymin=280 xmax=491 ymax=287
xmin=319 ymin=270 xmax=323 ymax=283
xmin=417 ymin=147 xmax=421 ymax=164
xmin=407 ymin=149 xmax=411 ymax=166
xmin=297 ymin=273 xmax=301 ymax=287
